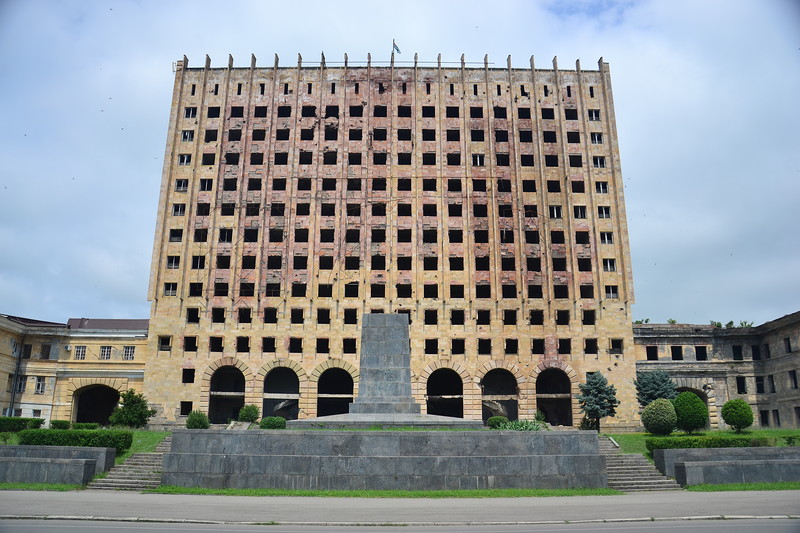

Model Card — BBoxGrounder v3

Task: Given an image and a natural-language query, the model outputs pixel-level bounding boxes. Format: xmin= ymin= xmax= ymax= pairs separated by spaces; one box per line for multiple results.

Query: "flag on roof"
xmin=393 ymin=40 xmax=401 ymax=54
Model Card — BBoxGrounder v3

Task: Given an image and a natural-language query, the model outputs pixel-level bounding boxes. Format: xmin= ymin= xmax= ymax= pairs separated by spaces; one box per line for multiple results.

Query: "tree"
xmin=108 ymin=389 xmax=156 ymax=428
xmin=576 ymin=372 xmax=619 ymax=432
xmin=634 ymin=370 xmax=677 ymax=407
xmin=641 ymin=398 xmax=676 ymax=435
xmin=674 ymin=391 xmax=708 ymax=434
xmin=721 ymin=398 xmax=754 ymax=433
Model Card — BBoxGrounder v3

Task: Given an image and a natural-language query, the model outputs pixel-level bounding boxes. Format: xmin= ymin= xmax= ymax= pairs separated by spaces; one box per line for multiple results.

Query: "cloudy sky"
xmin=0 ymin=0 xmax=798 ymax=326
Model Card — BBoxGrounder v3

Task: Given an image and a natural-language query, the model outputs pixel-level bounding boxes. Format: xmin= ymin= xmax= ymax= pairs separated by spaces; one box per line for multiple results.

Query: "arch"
xmin=480 ymin=368 xmax=519 ymax=422
xmin=263 ymin=367 xmax=301 ymax=420
xmin=316 ymin=368 xmax=354 ymax=416
xmin=535 ymin=368 xmax=573 ymax=426
xmin=73 ymin=385 xmax=120 ymax=425
xmin=426 ymin=368 xmax=464 ymax=418
xmin=208 ymin=365 xmax=246 ymax=424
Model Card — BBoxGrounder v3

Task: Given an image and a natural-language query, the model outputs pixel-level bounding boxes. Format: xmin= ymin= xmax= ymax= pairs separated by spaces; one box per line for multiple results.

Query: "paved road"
xmin=0 ymin=490 xmax=798 ymax=526
xmin=0 ymin=518 xmax=799 ymax=533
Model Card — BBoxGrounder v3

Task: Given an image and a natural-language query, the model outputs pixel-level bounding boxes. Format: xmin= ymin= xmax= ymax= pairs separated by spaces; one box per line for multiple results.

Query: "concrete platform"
xmin=287 ymin=412 xmax=483 ymax=429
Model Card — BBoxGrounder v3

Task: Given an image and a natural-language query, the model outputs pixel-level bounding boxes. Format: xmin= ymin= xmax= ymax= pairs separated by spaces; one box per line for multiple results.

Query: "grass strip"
xmin=115 ymin=430 xmax=170 ymax=464
xmin=686 ymin=481 xmax=800 ymax=492
xmin=0 ymin=482 xmax=81 ymax=491
xmin=151 ymin=486 xmax=621 ymax=497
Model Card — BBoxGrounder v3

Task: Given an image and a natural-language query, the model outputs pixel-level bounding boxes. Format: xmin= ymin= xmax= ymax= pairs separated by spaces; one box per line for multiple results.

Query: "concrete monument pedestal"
xmin=289 ymin=314 xmax=482 ymax=429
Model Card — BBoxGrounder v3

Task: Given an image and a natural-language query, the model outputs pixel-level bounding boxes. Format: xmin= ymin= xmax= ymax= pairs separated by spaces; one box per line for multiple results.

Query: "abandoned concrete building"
xmin=1 ymin=54 xmax=797 ymax=430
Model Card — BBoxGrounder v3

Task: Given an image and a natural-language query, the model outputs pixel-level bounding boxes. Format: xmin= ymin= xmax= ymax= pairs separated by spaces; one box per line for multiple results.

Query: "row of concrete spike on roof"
xmin=177 ymin=53 xmax=607 ymax=71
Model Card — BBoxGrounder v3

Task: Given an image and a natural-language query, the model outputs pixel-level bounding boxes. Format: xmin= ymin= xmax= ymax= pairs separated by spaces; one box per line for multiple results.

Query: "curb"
xmin=1 ymin=514 xmax=798 ymax=526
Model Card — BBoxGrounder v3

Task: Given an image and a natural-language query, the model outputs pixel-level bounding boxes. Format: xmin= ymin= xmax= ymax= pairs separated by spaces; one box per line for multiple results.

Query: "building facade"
xmin=2 ymin=54 xmax=796 ymax=431
xmin=144 ymin=54 xmax=639 ymax=427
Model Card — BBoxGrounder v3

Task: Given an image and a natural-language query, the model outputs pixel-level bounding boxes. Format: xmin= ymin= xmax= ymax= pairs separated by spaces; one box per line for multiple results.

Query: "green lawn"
xmin=153 ymin=486 xmax=622 ymax=497
xmin=606 ymin=428 xmax=800 ymax=456
xmin=687 ymin=481 xmax=800 ymax=492
xmin=0 ymin=482 xmax=81 ymax=491
xmin=114 ymin=429 xmax=170 ymax=464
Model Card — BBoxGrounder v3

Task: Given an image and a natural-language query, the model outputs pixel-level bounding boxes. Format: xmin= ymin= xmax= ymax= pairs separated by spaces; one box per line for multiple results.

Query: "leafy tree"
xmin=186 ymin=411 xmax=210 ymax=429
xmin=674 ymin=391 xmax=708 ymax=434
xmin=710 ymin=321 xmax=722 ymax=328
xmin=108 ymin=389 xmax=156 ymax=428
xmin=641 ymin=398 xmax=676 ymax=435
xmin=576 ymin=372 xmax=619 ymax=432
xmin=667 ymin=318 xmax=677 ymax=324
xmin=634 ymin=370 xmax=677 ymax=407
xmin=634 ymin=318 xmax=650 ymax=324
xmin=721 ymin=398 xmax=754 ymax=433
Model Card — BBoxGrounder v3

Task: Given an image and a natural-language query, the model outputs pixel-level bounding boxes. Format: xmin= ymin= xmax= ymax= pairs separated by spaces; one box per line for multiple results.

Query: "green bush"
xmin=498 ymin=419 xmax=549 ymax=431
xmin=238 ymin=404 xmax=260 ymax=423
xmin=641 ymin=398 xmax=677 ymax=436
xmin=786 ymin=436 xmax=798 ymax=446
xmin=259 ymin=416 xmax=286 ymax=429
xmin=108 ymin=389 xmax=156 ymax=428
xmin=720 ymin=399 xmax=754 ymax=433
xmin=674 ymin=391 xmax=708 ymax=434
xmin=645 ymin=435 xmax=772 ymax=452
xmin=579 ymin=416 xmax=597 ymax=430
xmin=486 ymin=416 xmax=509 ymax=429
xmin=17 ymin=429 xmax=133 ymax=454
xmin=72 ymin=422 xmax=100 ymax=430
xmin=0 ymin=417 xmax=45 ymax=432
xmin=50 ymin=420 xmax=71 ymax=430
xmin=186 ymin=411 xmax=210 ymax=429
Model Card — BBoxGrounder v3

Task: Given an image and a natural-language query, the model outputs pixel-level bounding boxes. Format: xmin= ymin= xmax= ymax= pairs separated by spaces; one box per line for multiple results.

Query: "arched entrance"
xmin=74 ymin=385 xmax=119 ymax=425
xmin=535 ymin=368 xmax=573 ymax=426
xmin=263 ymin=367 xmax=300 ymax=420
xmin=209 ymin=366 xmax=245 ymax=424
xmin=316 ymin=368 xmax=353 ymax=416
xmin=426 ymin=368 xmax=464 ymax=418
xmin=481 ymin=369 xmax=518 ymax=422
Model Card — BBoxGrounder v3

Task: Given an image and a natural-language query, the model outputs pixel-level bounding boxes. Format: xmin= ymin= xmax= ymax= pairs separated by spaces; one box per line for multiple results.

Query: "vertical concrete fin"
xmin=575 ymin=58 xmax=581 ymax=72
xmin=297 ymin=53 xmax=302 ymax=68
xmin=320 ymin=52 xmax=326 ymax=68
xmin=461 ymin=54 xmax=465 ymax=69
xmin=228 ymin=54 xmax=233 ymax=69
xmin=484 ymin=54 xmax=489 ymax=68
xmin=250 ymin=54 xmax=257 ymax=69
xmin=367 ymin=52 xmax=371 ymax=68
xmin=552 ymin=56 xmax=558 ymax=70
xmin=414 ymin=52 xmax=418 ymax=68
xmin=273 ymin=54 xmax=279 ymax=70
xmin=205 ymin=55 xmax=211 ymax=69
xmin=437 ymin=53 xmax=441 ymax=69
xmin=344 ymin=53 xmax=348 ymax=67
xmin=507 ymin=55 xmax=512 ymax=69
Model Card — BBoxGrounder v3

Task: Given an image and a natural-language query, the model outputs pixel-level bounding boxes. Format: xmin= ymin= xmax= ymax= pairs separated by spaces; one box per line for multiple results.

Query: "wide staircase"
xmin=86 ymin=435 xmax=172 ymax=491
xmin=599 ymin=436 xmax=682 ymax=492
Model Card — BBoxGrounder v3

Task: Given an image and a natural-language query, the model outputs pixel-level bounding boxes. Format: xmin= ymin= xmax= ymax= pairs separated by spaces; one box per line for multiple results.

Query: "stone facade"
xmin=144 ymin=54 xmax=639 ymax=428
xmin=634 ymin=311 xmax=800 ymax=430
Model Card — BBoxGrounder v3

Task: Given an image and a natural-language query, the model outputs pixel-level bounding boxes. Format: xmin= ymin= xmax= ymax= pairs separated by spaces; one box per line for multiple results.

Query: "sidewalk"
xmin=0 ymin=490 xmax=798 ymax=525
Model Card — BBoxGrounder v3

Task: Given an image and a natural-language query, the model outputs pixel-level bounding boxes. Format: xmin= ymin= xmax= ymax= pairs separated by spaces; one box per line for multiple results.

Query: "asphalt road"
xmin=0 ymin=490 xmax=798 ymax=526
xmin=0 ymin=519 xmax=799 ymax=533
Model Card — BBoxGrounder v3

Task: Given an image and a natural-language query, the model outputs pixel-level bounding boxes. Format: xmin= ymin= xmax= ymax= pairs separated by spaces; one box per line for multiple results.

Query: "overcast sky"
xmin=0 ymin=0 xmax=798 ymax=326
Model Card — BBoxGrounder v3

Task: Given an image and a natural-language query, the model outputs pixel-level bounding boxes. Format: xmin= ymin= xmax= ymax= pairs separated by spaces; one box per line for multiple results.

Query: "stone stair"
xmin=86 ymin=435 xmax=171 ymax=491
xmin=599 ymin=436 xmax=682 ymax=492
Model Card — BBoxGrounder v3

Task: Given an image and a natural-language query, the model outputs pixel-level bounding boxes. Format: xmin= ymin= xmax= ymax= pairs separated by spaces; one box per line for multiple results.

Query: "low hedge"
xmin=50 ymin=420 xmax=71 ymax=430
xmin=0 ymin=417 xmax=44 ymax=432
xmin=646 ymin=435 xmax=772 ymax=452
xmin=17 ymin=429 xmax=133 ymax=454
xmin=72 ymin=422 xmax=100 ymax=430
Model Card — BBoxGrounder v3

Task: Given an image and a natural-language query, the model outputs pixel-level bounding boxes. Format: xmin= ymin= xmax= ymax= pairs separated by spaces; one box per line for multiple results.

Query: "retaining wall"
xmin=0 ymin=446 xmax=115 ymax=473
xmin=162 ymin=429 xmax=606 ymax=490
xmin=0 ymin=457 xmax=96 ymax=485
xmin=654 ymin=447 xmax=800 ymax=479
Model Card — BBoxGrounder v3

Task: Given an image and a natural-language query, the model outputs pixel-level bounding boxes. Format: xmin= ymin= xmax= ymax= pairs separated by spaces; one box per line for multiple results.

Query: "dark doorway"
xmin=74 ymin=385 xmax=119 ymax=425
xmin=481 ymin=369 xmax=518 ymax=422
xmin=535 ymin=368 xmax=573 ymax=426
xmin=427 ymin=368 xmax=464 ymax=418
xmin=209 ymin=366 xmax=245 ymax=424
xmin=263 ymin=367 xmax=300 ymax=420
xmin=316 ymin=368 xmax=353 ymax=416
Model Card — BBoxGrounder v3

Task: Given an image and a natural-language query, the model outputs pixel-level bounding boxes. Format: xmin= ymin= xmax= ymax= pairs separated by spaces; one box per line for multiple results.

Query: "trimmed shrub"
xmin=0 ymin=417 xmax=44 ymax=432
xmin=238 ymin=404 xmax=260 ymax=423
xmin=108 ymin=389 xmax=156 ymax=428
xmin=498 ymin=419 xmax=549 ymax=431
xmin=73 ymin=422 xmax=100 ymax=430
xmin=50 ymin=420 xmax=71 ymax=430
xmin=720 ymin=399 xmax=754 ymax=433
xmin=17 ymin=429 xmax=133 ymax=454
xmin=674 ymin=391 xmax=708 ymax=434
xmin=641 ymin=398 xmax=677 ymax=436
xmin=487 ymin=416 xmax=509 ymax=429
xmin=645 ymin=435 xmax=772 ymax=453
xmin=259 ymin=416 xmax=286 ymax=429
xmin=186 ymin=411 xmax=211 ymax=429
